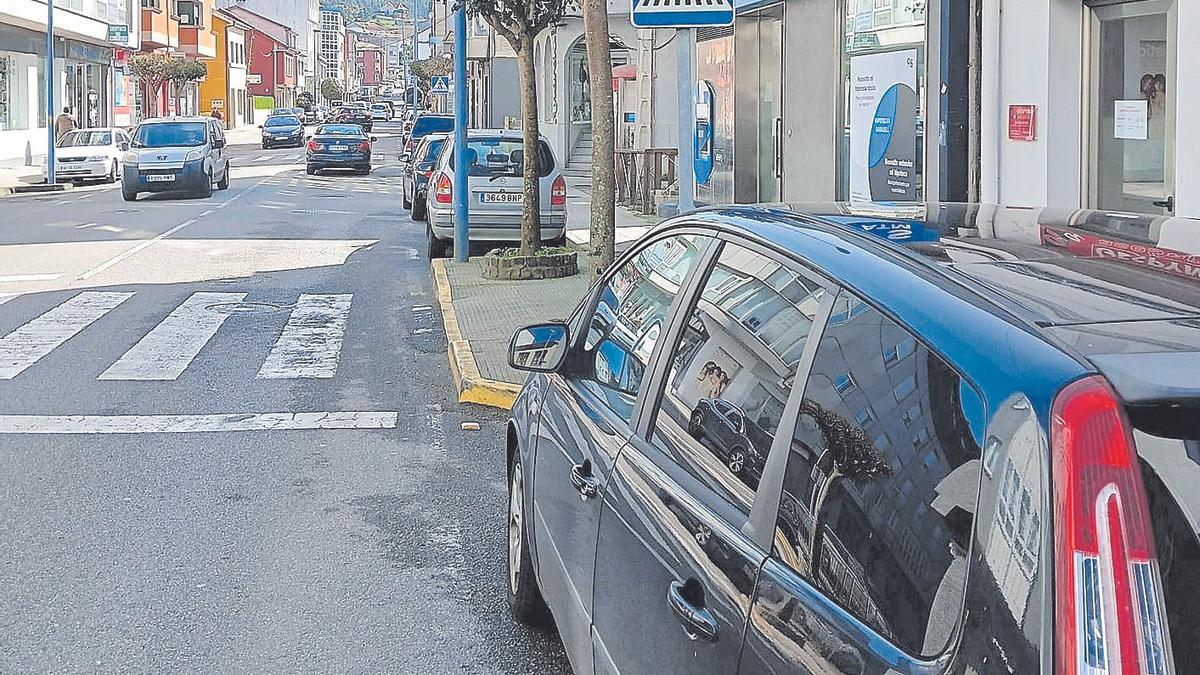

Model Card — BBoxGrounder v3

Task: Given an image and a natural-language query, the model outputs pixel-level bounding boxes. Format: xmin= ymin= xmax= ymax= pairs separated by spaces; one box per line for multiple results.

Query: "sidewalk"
xmin=0 ymin=155 xmax=43 ymax=191
xmin=433 ymin=180 xmax=660 ymax=409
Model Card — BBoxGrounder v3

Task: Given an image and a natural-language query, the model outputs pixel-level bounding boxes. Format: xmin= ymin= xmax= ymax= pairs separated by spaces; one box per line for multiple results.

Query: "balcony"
xmin=140 ymin=0 xmax=179 ymax=50
xmin=177 ymin=0 xmax=217 ymax=59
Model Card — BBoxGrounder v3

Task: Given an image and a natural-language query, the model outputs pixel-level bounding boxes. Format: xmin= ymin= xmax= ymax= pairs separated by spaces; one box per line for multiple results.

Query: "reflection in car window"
xmin=652 ymin=243 xmax=827 ymax=518
xmin=773 ymin=291 xmax=983 ymax=656
xmin=572 ymin=234 xmax=708 ymax=421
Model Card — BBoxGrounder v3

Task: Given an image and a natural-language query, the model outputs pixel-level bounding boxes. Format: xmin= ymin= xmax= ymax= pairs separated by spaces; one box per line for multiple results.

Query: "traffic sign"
xmin=430 ymin=76 xmax=450 ymax=94
xmin=106 ymin=24 xmax=129 ymax=44
xmin=630 ymin=0 xmax=733 ymax=28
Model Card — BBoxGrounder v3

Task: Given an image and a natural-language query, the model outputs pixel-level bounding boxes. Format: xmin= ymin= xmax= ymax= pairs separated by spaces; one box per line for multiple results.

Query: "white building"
xmin=319 ymin=6 xmax=346 ymax=94
xmin=219 ymin=0 xmax=319 ymax=93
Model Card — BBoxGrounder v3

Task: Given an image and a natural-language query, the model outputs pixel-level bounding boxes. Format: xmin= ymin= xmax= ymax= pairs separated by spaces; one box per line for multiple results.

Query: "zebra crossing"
xmin=0 ymin=290 xmax=356 ymax=382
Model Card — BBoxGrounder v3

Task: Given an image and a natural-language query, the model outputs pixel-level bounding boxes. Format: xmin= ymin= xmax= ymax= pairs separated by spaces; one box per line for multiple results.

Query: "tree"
xmin=581 ymin=0 xmax=614 ymax=275
xmin=320 ymin=78 xmax=345 ymax=102
xmin=410 ymin=56 xmax=452 ymax=101
xmin=462 ymin=0 xmax=572 ymax=256
xmin=296 ymin=91 xmax=315 ymax=109
xmin=799 ymin=399 xmax=892 ymax=581
xmin=128 ymin=53 xmax=172 ymax=118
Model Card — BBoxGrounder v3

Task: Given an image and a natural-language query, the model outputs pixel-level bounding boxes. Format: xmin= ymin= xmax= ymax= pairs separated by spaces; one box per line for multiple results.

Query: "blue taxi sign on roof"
xmin=631 ymin=0 xmax=734 ymax=28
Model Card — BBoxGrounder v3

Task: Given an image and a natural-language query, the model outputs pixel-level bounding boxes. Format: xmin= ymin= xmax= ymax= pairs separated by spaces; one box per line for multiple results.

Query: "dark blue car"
xmin=503 ymin=203 xmax=1199 ymax=675
xmin=305 ymin=124 xmax=374 ymax=176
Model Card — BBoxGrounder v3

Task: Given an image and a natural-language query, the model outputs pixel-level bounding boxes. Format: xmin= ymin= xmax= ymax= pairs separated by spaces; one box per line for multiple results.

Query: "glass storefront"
xmin=696 ymin=29 xmax=735 ymax=206
xmin=838 ymin=0 xmax=926 ymax=202
xmin=1088 ymin=0 xmax=1176 ymax=214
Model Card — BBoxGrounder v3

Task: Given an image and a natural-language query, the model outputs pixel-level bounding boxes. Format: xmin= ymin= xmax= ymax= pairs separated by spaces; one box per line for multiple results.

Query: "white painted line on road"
xmin=253 ymin=155 xmax=270 ymax=162
xmin=76 ymin=219 xmax=196 ymax=281
xmin=75 ymin=222 xmax=96 ymax=229
xmin=0 ymin=274 xmax=61 ymax=282
xmin=0 ymin=293 xmax=21 ymax=306
xmin=0 ymin=411 xmax=399 ymax=434
xmin=55 ymin=200 xmax=72 ymax=205
xmin=0 ymin=291 xmax=134 ymax=379
xmin=95 ymin=225 xmax=125 ymax=233
xmin=199 ymin=209 xmax=214 ymax=218
xmin=257 ymin=294 xmax=352 ymax=379
xmin=99 ymin=291 xmax=248 ymax=381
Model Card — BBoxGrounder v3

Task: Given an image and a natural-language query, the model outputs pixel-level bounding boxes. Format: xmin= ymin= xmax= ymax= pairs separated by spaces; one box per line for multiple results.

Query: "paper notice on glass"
xmin=1114 ymin=100 xmax=1148 ymax=140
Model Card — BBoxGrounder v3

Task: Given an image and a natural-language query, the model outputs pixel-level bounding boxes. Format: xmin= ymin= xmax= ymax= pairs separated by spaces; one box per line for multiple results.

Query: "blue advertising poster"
xmin=849 ymin=49 xmax=918 ymax=202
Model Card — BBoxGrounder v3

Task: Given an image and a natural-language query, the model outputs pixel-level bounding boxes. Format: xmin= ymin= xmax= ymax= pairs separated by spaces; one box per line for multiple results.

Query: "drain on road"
xmin=206 ymin=300 xmax=292 ymax=314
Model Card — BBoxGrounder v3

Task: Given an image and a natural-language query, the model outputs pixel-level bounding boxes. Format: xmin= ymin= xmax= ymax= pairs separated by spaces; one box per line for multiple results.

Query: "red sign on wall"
xmin=1008 ymin=104 xmax=1037 ymax=141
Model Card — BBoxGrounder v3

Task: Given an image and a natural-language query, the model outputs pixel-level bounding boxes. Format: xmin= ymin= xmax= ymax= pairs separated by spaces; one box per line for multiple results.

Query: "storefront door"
xmin=733 ymin=4 xmax=782 ymax=203
xmin=1088 ymin=0 xmax=1177 ymax=214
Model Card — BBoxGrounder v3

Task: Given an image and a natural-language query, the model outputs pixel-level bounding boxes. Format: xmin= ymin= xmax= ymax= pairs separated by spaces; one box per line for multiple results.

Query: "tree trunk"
xmin=582 ymin=0 xmax=615 ymax=277
xmin=807 ymin=466 xmax=841 ymax=581
xmin=516 ymin=35 xmax=542 ymax=256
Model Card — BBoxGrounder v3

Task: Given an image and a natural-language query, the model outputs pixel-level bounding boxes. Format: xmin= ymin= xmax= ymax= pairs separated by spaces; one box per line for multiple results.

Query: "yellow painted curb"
xmin=431 ymin=259 xmax=522 ymax=410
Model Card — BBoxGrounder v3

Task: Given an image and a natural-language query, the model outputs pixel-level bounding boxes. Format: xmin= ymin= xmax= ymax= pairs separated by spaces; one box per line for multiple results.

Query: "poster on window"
xmin=849 ymin=49 xmax=918 ymax=202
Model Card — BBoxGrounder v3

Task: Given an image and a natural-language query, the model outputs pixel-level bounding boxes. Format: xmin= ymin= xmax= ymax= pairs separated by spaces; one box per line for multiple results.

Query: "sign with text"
xmin=1114 ymin=100 xmax=1148 ymax=140
xmin=1007 ymin=104 xmax=1037 ymax=141
xmin=631 ymin=0 xmax=733 ymax=28
xmin=247 ymin=73 xmax=262 ymax=85
xmin=106 ymin=24 xmax=129 ymax=44
xmin=849 ymin=49 xmax=918 ymax=202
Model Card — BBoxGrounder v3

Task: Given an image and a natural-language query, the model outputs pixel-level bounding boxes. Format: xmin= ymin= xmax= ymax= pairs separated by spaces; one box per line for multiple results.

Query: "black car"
xmin=688 ymin=398 xmax=766 ymax=485
xmin=401 ymin=132 xmax=448 ymax=221
xmin=503 ymin=203 xmax=1199 ymax=675
xmin=401 ymin=113 xmax=453 ymax=159
xmin=260 ymin=114 xmax=304 ymax=149
xmin=332 ymin=108 xmax=372 ymax=132
xmin=305 ymin=123 xmax=374 ymax=175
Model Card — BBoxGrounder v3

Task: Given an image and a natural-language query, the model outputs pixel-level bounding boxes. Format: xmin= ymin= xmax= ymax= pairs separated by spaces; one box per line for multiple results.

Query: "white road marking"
xmin=0 ymin=293 xmax=21 ymax=306
xmin=76 ymin=219 xmax=196 ymax=280
xmin=0 ymin=291 xmax=134 ymax=379
xmin=98 ymin=292 xmax=247 ymax=381
xmin=0 ymin=411 xmax=399 ymax=434
xmin=253 ymin=155 xmax=270 ymax=162
xmin=95 ymin=225 xmax=125 ymax=233
xmin=75 ymin=222 xmax=96 ymax=229
xmin=0 ymin=274 xmax=61 ymax=282
xmin=257 ymin=294 xmax=352 ymax=379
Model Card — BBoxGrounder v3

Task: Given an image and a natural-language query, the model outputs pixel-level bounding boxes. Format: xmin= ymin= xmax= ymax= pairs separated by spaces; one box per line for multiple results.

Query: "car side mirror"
xmin=119 ymin=142 xmax=129 ymax=151
xmin=257 ymin=124 xmax=263 ymax=129
xmin=212 ymin=138 xmax=226 ymax=148
xmin=370 ymin=136 xmax=377 ymax=142
xmin=509 ymin=323 xmax=570 ymax=373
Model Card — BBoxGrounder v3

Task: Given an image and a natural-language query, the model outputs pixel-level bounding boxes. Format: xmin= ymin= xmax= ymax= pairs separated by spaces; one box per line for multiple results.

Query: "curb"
xmin=431 ymin=259 xmax=522 ymax=410
xmin=0 ymin=182 xmax=72 ymax=197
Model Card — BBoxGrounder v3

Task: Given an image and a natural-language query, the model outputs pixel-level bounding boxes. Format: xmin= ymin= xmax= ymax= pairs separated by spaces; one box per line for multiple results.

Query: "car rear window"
xmin=133 ymin=122 xmax=207 ymax=148
xmin=265 ymin=116 xmax=300 ymax=127
xmin=315 ymin=125 xmax=364 ymax=137
xmin=450 ymin=138 xmax=555 ymax=178
xmin=411 ymin=116 xmax=454 ymax=137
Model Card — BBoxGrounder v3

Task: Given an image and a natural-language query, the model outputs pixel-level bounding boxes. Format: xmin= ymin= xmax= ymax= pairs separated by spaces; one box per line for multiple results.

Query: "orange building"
xmin=199 ymin=12 xmax=231 ymax=124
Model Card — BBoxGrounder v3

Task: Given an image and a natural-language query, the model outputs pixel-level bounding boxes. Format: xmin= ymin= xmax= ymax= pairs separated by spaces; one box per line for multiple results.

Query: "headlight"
xmin=86 ymin=155 xmax=106 ymax=162
xmin=184 ymin=149 xmax=204 ymax=162
xmin=123 ymin=151 xmax=139 ymax=165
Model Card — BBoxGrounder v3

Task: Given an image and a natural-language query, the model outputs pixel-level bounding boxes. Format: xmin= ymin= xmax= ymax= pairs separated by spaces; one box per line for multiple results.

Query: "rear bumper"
xmin=307 ymin=152 xmax=370 ymax=168
xmin=428 ymin=206 xmax=567 ymax=242
xmin=263 ymin=134 xmax=303 ymax=146
xmin=44 ymin=159 xmax=111 ymax=180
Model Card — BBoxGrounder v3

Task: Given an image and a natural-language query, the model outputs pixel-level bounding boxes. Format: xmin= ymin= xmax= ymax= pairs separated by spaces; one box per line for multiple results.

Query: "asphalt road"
xmin=0 ymin=122 xmax=572 ymax=673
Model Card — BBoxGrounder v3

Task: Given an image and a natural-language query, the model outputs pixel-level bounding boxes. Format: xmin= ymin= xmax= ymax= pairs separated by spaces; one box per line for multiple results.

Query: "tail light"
xmin=1052 ymin=376 xmax=1175 ymax=675
xmin=306 ymin=139 xmax=319 ymax=152
xmin=433 ymin=173 xmax=452 ymax=204
xmin=405 ymin=139 xmax=414 ymax=155
xmin=357 ymin=141 xmax=371 ymax=152
xmin=550 ymin=175 xmax=566 ymax=207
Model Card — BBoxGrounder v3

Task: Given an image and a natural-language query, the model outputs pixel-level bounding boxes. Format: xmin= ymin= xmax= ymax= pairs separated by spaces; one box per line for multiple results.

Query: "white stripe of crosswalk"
xmin=98 ymin=292 xmax=247 ymax=381
xmin=0 ymin=291 xmax=134 ymax=379
xmin=257 ymin=294 xmax=352 ymax=379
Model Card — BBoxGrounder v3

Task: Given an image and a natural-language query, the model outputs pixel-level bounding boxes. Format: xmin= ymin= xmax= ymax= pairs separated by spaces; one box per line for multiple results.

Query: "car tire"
xmin=217 ymin=165 xmax=229 ymax=190
xmin=106 ymin=160 xmax=118 ymax=184
xmin=306 ymin=165 xmax=316 ymax=175
xmin=402 ymin=185 xmax=412 ymax=210
xmin=727 ymin=448 xmax=747 ymax=475
xmin=121 ymin=185 xmax=137 ymax=202
xmin=688 ymin=410 xmax=704 ymax=438
xmin=507 ymin=454 xmax=549 ymax=625
xmin=261 ymin=143 xmax=268 ymax=150
xmin=427 ymin=227 xmax=448 ymax=259
xmin=412 ymin=196 xmax=427 ymax=221
xmin=199 ymin=171 xmax=213 ymax=198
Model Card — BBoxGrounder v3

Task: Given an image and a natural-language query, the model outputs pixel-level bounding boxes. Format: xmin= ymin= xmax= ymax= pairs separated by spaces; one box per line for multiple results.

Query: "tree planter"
xmin=482 ymin=248 xmax=578 ymax=281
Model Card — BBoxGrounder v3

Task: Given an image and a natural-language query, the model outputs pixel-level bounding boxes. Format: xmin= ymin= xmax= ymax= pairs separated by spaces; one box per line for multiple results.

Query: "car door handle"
xmin=569 ymin=462 xmax=599 ymax=500
xmin=1152 ymin=195 xmax=1174 ymax=212
xmin=667 ymin=579 xmax=719 ymax=642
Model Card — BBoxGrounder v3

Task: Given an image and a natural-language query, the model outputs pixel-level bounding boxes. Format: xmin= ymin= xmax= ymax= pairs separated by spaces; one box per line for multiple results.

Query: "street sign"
xmin=430 ymin=75 xmax=450 ymax=94
xmin=106 ymin=24 xmax=129 ymax=44
xmin=247 ymin=73 xmax=262 ymax=85
xmin=630 ymin=0 xmax=733 ymax=28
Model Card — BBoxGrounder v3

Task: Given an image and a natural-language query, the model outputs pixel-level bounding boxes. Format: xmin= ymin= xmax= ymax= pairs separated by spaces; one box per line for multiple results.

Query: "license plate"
xmin=330 ymin=144 xmax=349 ymax=151
xmin=480 ymin=192 xmax=522 ymax=204
xmin=60 ymin=164 xmax=83 ymax=172
xmin=145 ymin=174 xmax=175 ymax=182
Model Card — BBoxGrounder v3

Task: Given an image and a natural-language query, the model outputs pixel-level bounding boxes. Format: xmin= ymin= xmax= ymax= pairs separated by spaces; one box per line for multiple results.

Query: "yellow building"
xmin=199 ymin=11 xmax=234 ymax=127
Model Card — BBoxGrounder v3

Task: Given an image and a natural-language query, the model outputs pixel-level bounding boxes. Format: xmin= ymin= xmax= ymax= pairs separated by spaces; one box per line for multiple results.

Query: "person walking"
xmin=54 ymin=107 xmax=76 ymax=140
xmin=210 ymin=108 xmax=224 ymax=123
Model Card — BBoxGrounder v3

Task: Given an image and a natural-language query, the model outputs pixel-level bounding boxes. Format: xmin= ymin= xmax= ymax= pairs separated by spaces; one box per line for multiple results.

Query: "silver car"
xmin=121 ymin=117 xmax=230 ymax=201
xmin=425 ymin=130 xmax=567 ymax=258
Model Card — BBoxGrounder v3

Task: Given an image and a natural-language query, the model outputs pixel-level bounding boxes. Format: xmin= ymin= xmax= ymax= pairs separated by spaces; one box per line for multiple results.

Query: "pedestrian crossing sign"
xmin=630 ymin=0 xmax=734 ymax=28
xmin=430 ymin=76 xmax=451 ymax=94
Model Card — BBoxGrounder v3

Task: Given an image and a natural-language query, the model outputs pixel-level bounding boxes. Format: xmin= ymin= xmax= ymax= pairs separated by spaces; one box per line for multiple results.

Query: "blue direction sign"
xmin=430 ymin=75 xmax=451 ymax=94
xmin=631 ymin=0 xmax=733 ymax=28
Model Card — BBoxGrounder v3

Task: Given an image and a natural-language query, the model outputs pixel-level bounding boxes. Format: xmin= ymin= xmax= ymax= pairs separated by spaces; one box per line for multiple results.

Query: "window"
xmin=570 ymin=235 xmax=708 ymax=421
xmin=772 ymin=290 xmax=983 ymax=656
xmin=176 ymin=0 xmax=200 ymax=25
xmin=141 ymin=0 xmax=161 ymax=9
xmin=652 ymin=243 xmax=828 ymax=517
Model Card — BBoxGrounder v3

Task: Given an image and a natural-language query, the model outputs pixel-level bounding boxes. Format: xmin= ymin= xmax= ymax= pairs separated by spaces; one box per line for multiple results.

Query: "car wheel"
xmin=688 ymin=411 xmax=704 ymax=438
xmin=306 ymin=165 xmax=316 ymax=176
xmin=121 ymin=185 xmax=137 ymax=202
xmin=360 ymin=165 xmax=370 ymax=176
xmin=402 ymin=185 xmax=412 ymax=210
xmin=217 ymin=165 xmax=229 ymax=190
xmin=507 ymin=454 xmax=549 ymax=624
xmin=261 ymin=143 xmax=268 ymax=150
xmin=549 ymin=232 xmax=567 ymax=248
xmin=427 ymin=227 xmax=447 ymax=259
xmin=199 ymin=171 xmax=213 ymax=198
xmin=727 ymin=448 xmax=746 ymax=475
xmin=106 ymin=160 xmax=118 ymax=183
xmin=412 ymin=196 xmax=427 ymax=221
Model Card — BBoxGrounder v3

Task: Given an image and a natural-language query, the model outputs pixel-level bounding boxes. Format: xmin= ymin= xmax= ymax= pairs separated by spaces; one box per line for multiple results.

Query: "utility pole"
xmin=675 ymin=28 xmax=693 ymax=211
xmin=452 ymin=0 xmax=468 ymax=261
xmin=46 ymin=0 xmax=56 ymax=185
xmin=410 ymin=0 xmax=418 ymax=112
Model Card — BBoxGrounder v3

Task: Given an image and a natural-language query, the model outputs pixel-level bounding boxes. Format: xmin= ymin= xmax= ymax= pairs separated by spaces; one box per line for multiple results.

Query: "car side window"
xmin=651 ymin=243 xmax=829 ymax=519
xmin=772 ymin=290 xmax=984 ymax=656
xmin=568 ymin=234 xmax=709 ymax=422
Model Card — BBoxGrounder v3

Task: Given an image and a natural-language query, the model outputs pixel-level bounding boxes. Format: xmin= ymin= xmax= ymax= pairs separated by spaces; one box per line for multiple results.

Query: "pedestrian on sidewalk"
xmin=54 ymin=107 xmax=76 ymax=141
xmin=210 ymin=108 xmax=224 ymax=123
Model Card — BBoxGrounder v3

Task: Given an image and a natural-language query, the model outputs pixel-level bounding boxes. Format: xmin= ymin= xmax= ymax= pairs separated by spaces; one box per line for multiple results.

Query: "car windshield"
xmin=133 ymin=122 xmax=207 ymax=148
xmin=422 ymin=138 xmax=448 ymax=162
xmin=265 ymin=116 xmax=301 ymax=127
xmin=452 ymin=138 xmax=554 ymax=178
xmin=411 ymin=116 xmax=454 ymax=137
xmin=57 ymin=130 xmax=112 ymax=147
xmin=315 ymin=125 xmax=364 ymax=137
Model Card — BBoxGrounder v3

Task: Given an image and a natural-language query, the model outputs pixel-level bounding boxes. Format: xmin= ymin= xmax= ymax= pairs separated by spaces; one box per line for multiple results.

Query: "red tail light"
xmin=306 ymin=139 xmax=318 ymax=152
xmin=433 ymin=173 xmax=452 ymax=204
xmin=1052 ymin=376 xmax=1174 ymax=675
xmin=357 ymin=141 xmax=371 ymax=152
xmin=550 ymin=175 xmax=566 ymax=207
xmin=405 ymin=139 xmax=414 ymax=154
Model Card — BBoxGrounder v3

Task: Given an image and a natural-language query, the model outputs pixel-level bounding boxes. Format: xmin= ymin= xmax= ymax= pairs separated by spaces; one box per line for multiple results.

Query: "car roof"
xmin=139 ymin=116 xmax=212 ymax=124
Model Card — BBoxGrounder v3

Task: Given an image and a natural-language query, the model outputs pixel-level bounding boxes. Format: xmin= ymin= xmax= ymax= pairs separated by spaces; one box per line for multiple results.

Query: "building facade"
xmin=221 ymin=4 xmax=298 ymax=115
xmin=200 ymin=10 xmax=250 ymax=127
xmin=217 ymin=0 xmax=319 ymax=94
xmin=319 ymin=6 xmax=345 ymax=96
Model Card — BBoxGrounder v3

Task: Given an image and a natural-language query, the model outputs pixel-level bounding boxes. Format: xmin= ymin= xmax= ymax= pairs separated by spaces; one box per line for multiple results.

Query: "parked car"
xmin=302 ymin=107 xmax=319 ymax=124
xmin=401 ymin=132 xmax=449 ymax=221
xmin=259 ymin=114 xmax=305 ymax=149
xmin=370 ymin=102 xmax=391 ymax=121
xmin=425 ymin=129 xmax=566 ymax=258
xmin=502 ymin=203 xmax=1200 ymax=675
xmin=687 ymin=398 xmax=766 ymax=485
xmin=332 ymin=107 xmax=373 ymax=132
xmin=305 ymin=123 xmax=375 ymax=175
xmin=121 ymin=116 xmax=229 ymax=201
xmin=42 ymin=127 xmax=131 ymax=183
xmin=401 ymin=112 xmax=452 ymax=159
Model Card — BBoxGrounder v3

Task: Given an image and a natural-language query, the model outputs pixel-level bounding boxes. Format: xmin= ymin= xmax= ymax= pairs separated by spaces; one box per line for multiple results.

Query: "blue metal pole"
xmin=46 ymin=0 xmax=56 ymax=185
xmin=410 ymin=0 xmax=418 ymax=112
xmin=675 ymin=28 xmax=694 ymax=211
xmin=451 ymin=3 xmax=468 ymax=262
